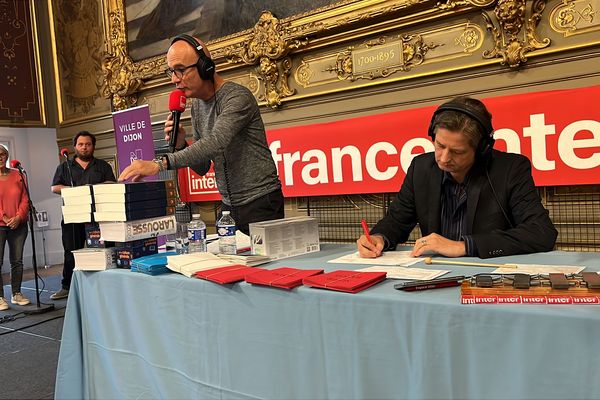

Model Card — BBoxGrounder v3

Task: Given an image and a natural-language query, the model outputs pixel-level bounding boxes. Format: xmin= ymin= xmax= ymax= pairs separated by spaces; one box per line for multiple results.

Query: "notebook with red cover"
xmin=244 ymin=267 xmax=324 ymax=289
xmin=302 ymin=270 xmax=387 ymax=293
xmin=194 ymin=265 xmax=257 ymax=284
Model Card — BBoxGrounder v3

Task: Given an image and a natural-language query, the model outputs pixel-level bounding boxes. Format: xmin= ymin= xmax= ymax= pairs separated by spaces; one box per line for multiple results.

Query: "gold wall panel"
xmin=550 ymin=0 xmax=600 ymax=37
xmin=295 ymin=23 xmax=485 ymax=88
xmin=49 ymin=0 xmax=112 ymax=125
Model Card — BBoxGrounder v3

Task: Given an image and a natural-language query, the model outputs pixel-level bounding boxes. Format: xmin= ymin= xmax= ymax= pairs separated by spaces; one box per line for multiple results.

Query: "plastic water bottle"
xmin=175 ymin=222 xmax=189 ymax=254
xmin=188 ymin=213 xmax=207 ymax=253
xmin=217 ymin=211 xmax=237 ymax=255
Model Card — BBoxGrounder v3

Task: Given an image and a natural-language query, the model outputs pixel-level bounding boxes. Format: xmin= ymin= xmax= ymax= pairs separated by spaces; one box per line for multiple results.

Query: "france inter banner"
xmin=112 ymin=104 xmax=156 ymax=181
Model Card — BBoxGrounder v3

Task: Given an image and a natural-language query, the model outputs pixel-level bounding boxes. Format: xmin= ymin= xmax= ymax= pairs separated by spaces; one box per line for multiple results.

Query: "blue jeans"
xmin=0 ymin=223 xmax=28 ymax=296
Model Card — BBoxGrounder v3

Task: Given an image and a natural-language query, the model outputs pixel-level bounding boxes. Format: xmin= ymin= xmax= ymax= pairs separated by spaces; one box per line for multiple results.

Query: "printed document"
xmin=356 ymin=266 xmax=449 ymax=280
xmin=328 ymin=251 xmax=422 ymax=267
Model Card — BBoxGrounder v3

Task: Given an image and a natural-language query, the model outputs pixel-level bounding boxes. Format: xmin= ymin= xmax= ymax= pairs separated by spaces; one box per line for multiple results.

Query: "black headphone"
xmin=428 ymin=101 xmax=495 ymax=159
xmin=171 ymin=34 xmax=215 ymax=81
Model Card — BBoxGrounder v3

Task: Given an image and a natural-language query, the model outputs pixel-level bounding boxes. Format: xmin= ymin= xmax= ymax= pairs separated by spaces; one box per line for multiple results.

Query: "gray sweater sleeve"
xmin=167 ymin=86 xmax=255 ymax=171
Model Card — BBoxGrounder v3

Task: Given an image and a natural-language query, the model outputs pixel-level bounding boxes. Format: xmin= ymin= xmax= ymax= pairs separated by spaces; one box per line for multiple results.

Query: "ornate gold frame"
xmin=100 ymin=0 xmax=600 ymax=111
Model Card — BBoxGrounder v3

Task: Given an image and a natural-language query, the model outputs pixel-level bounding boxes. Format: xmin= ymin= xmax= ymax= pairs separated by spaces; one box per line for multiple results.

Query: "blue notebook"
xmin=130 ymin=252 xmax=177 ymax=275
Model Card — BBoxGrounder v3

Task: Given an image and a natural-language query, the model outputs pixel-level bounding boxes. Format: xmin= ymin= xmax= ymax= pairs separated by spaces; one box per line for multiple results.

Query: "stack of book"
xmin=92 ymin=181 xmax=177 ymax=222
xmin=302 ymin=270 xmax=387 ymax=293
xmin=72 ymin=248 xmax=117 ymax=271
xmin=61 ymin=185 xmax=93 ymax=223
xmin=166 ymin=252 xmax=238 ymax=278
xmin=130 ymin=252 xmax=176 ymax=275
xmin=245 ymin=267 xmax=323 ymax=289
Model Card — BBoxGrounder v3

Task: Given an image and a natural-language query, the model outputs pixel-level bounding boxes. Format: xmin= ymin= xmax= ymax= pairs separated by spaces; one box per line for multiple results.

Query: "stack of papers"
xmin=167 ymin=252 xmax=266 ymax=277
xmin=328 ymin=251 xmax=422 ymax=266
xmin=216 ymin=254 xmax=271 ymax=267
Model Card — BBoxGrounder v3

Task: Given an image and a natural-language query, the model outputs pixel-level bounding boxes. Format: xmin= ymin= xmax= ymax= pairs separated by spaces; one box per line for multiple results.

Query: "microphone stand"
xmin=63 ymin=154 xmax=74 ymax=187
xmin=18 ymin=168 xmax=55 ymax=314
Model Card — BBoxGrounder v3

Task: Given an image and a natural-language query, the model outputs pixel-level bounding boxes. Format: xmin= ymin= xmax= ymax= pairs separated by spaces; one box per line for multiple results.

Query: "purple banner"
xmin=112 ymin=105 xmax=156 ymax=180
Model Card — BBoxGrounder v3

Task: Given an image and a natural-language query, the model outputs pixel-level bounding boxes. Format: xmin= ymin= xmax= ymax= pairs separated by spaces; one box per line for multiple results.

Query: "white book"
xmin=63 ymin=213 xmax=92 ymax=224
xmin=62 ymin=194 xmax=93 ymax=206
xmin=62 ymin=204 xmax=92 ymax=214
xmin=61 ymin=185 xmax=91 ymax=198
xmin=98 ymin=215 xmax=177 ymax=242
xmin=166 ymin=252 xmax=238 ymax=278
xmin=73 ymin=248 xmax=116 ymax=271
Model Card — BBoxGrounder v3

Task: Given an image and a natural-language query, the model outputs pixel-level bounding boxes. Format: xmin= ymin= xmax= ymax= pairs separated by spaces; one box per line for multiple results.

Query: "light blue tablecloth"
xmin=55 ymin=245 xmax=600 ymax=399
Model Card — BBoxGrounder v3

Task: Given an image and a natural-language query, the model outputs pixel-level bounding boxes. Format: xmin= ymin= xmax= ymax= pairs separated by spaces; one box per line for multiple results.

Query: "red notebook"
xmin=302 ymin=270 xmax=387 ymax=293
xmin=194 ymin=265 xmax=257 ymax=284
xmin=244 ymin=267 xmax=324 ymax=289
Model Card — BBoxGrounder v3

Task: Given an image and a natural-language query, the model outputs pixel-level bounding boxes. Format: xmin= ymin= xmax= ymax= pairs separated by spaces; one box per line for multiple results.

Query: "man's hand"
xmin=164 ymin=113 xmax=187 ymax=150
xmin=118 ymin=160 xmax=159 ymax=182
xmin=410 ymin=233 xmax=466 ymax=258
xmin=5 ymin=215 xmax=21 ymax=229
xmin=357 ymin=234 xmax=384 ymax=258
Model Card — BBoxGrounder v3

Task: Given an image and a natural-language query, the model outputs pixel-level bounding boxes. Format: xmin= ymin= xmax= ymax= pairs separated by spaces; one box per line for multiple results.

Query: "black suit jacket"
xmin=371 ymin=150 xmax=557 ymax=258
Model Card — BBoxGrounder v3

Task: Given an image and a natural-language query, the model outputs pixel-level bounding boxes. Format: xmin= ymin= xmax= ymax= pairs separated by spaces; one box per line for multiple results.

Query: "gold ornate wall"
xmin=45 ymin=0 xmax=600 ymax=250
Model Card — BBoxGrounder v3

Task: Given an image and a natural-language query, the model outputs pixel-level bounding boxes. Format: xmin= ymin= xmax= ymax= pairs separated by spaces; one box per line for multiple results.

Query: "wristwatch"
xmin=153 ymin=155 xmax=169 ymax=172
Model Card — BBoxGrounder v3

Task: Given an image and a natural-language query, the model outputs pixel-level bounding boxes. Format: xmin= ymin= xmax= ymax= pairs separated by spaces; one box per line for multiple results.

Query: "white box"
xmin=249 ymin=216 xmax=320 ymax=260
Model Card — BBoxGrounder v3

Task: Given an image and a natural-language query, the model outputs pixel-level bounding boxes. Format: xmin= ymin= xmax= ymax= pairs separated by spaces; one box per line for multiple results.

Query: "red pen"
xmin=361 ymin=219 xmax=373 ymax=244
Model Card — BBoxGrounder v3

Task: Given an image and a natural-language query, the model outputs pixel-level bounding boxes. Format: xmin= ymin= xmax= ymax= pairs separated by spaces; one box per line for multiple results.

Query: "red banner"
xmin=179 ymin=85 xmax=600 ymax=202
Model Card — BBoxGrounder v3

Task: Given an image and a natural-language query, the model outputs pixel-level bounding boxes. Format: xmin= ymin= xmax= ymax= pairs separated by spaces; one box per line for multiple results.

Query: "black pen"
xmin=394 ymin=275 xmax=466 ymax=291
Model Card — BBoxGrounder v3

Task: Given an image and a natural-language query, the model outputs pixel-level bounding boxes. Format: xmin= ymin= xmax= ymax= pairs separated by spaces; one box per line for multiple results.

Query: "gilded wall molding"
xmin=323 ymin=35 xmax=441 ymax=81
xmin=101 ymin=0 xmax=163 ymax=110
xmin=482 ymin=0 xmax=551 ymax=67
xmin=220 ymin=11 xmax=309 ymax=108
xmin=550 ymin=0 xmax=600 ymax=37
xmin=295 ymin=23 xmax=484 ymax=88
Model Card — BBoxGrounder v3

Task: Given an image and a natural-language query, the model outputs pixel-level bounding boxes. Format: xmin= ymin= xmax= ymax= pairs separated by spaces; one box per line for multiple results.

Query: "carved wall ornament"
xmin=482 ymin=0 xmax=551 ymax=68
xmin=550 ymin=0 xmax=600 ymax=37
xmin=456 ymin=24 xmax=482 ymax=51
xmin=324 ymin=34 xmax=440 ymax=81
xmin=436 ymin=0 xmax=496 ymax=10
xmin=221 ymin=11 xmax=309 ymax=108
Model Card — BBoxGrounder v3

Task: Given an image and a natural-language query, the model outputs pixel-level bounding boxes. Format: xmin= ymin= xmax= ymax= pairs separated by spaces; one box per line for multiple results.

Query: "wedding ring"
xmin=420 ymin=239 xmax=427 ymax=246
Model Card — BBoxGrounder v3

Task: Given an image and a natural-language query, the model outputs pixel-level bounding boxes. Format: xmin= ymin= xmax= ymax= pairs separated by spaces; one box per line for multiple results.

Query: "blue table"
xmin=55 ymin=245 xmax=600 ymax=399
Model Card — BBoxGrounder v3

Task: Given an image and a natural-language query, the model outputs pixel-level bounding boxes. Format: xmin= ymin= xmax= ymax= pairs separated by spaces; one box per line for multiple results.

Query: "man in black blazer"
xmin=357 ymin=97 xmax=557 ymax=259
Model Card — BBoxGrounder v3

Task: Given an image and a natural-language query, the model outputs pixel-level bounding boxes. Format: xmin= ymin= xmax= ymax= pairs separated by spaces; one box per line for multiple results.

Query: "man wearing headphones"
xmin=120 ymin=35 xmax=283 ymax=235
xmin=357 ymin=96 xmax=557 ymax=259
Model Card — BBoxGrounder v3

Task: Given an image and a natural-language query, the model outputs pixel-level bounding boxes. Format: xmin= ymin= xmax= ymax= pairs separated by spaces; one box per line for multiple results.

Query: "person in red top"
xmin=0 ymin=145 xmax=31 ymax=310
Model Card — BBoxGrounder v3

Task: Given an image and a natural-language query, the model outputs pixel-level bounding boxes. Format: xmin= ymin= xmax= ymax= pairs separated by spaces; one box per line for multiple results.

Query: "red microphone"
xmin=60 ymin=148 xmax=69 ymax=158
xmin=10 ymin=159 xmax=23 ymax=171
xmin=168 ymin=89 xmax=187 ymax=152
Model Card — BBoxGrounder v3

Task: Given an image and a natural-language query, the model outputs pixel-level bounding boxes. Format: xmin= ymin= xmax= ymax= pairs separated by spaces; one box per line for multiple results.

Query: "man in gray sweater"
xmin=119 ymin=35 xmax=284 ymax=234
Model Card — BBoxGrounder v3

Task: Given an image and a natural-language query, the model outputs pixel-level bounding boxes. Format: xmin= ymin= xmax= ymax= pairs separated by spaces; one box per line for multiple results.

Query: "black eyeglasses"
xmin=165 ymin=61 xmax=198 ymax=80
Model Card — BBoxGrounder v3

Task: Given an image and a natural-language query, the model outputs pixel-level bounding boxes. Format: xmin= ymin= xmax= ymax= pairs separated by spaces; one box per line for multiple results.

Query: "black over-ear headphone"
xmin=171 ymin=34 xmax=215 ymax=81
xmin=428 ymin=101 xmax=495 ymax=159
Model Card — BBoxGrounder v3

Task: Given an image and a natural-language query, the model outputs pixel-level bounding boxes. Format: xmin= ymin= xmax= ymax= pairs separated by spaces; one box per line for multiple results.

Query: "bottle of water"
xmin=188 ymin=213 xmax=207 ymax=253
xmin=175 ymin=221 xmax=189 ymax=254
xmin=217 ymin=211 xmax=237 ymax=255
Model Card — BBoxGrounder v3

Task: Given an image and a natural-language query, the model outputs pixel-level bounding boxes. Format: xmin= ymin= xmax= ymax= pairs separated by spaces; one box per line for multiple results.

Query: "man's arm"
xmin=370 ymin=160 xmax=419 ymax=250
xmin=471 ymin=155 xmax=557 ymax=258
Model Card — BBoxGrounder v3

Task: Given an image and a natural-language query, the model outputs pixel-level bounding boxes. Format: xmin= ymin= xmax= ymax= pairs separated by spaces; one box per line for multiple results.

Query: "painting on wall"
xmin=50 ymin=0 xmax=112 ymax=124
xmin=125 ymin=0 xmax=345 ymax=61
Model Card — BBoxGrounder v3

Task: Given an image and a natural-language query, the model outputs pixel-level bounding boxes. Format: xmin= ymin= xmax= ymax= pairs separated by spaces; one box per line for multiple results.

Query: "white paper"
xmin=493 ymin=263 xmax=585 ymax=275
xmin=328 ymin=251 xmax=422 ymax=266
xmin=356 ymin=266 xmax=450 ymax=280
